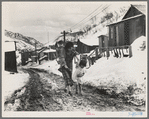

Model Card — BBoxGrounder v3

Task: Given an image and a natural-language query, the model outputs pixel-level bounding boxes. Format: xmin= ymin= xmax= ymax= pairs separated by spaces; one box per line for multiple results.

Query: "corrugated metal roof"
xmin=133 ymin=4 xmax=146 ymax=15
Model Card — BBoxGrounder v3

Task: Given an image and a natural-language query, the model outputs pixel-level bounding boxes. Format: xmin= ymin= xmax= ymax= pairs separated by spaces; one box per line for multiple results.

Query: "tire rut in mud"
xmin=29 ymin=68 xmax=145 ymax=112
xmin=4 ymin=68 xmax=62 ymax=111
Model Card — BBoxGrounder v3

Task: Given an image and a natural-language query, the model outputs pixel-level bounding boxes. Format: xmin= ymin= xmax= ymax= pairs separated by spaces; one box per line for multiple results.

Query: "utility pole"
xmin=61 ymin=30 xmax=72 ymax=44
xmin=61 ymin=30 xmax=66 ymax=44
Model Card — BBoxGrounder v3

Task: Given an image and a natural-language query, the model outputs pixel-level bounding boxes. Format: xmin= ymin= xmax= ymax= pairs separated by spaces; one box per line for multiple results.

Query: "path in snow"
xmin=4 ymin=68 xmax=145 ymax=111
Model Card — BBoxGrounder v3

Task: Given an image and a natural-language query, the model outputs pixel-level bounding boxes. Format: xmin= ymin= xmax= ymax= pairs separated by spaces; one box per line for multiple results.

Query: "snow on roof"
xmin=43 ymin=49 xmax=56 ymax=53
xmin=44 ymin=41 xmax=55 ymax=47
xmin=79 ymin=38 xmax=98 ymax=46
xmin=79 ymin=27 xmax=107 ymax=46
xmin=4 ymin=35 xmax=17 ymax=42
xmin=3 ymin=36 xmax=16 ymax=52
xmin=3 ymin=35 xmax=36 ymax=52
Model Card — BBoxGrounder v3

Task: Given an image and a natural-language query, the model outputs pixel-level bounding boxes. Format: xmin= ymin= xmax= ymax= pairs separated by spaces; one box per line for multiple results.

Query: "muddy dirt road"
xmin=4 ymin=68 xmax=145 ymax=112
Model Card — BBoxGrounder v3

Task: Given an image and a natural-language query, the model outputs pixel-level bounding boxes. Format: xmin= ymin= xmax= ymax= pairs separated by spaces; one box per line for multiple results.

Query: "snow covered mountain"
xmin=4 ymin=30 xmax=44 ymax=52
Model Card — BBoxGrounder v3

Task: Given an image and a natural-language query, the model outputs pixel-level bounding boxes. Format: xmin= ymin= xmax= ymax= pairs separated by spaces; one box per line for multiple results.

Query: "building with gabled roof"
xmin=107 ymin=4 xmax=146 ymax=47
xmin=122 ymin=4 xmax=146 ymax=19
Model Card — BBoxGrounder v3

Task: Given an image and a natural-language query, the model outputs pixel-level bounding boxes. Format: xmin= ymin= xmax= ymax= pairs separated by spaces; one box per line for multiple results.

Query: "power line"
xmin=65 ymin=4 xmax=104 ymax=32
xmin=70 ymin=4 xmax=111 ymax=31
xmin=55 ymin=4 xmax=111 ymax=42
xmin=68 ymin=4 xmax=110 ymax=31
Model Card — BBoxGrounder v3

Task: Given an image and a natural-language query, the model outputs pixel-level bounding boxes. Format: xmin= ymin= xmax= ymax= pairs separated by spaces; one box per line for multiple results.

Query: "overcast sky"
xmin=2 ymin=2 xmax=144 ymax=44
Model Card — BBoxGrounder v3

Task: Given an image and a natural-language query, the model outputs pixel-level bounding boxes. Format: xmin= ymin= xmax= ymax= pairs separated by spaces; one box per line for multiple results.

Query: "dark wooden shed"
xmin=107 ymin=4 xmax=146 ymax=47
xmin=76 ymin=39 xmax=98 ymax=54
xmin=5 ymin=51 xmax=17 ymax=72
xmin=4 ymin=37 xmax=18 ymax=73
xmin=98 ymin=35 xmax=109 ymax=48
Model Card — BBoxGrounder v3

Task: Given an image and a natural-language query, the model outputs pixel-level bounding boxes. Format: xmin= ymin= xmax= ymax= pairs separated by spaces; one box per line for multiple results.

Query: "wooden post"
xmin=64 ymin=30 xmax=66 ymax=44
xmin=61 ymin=30 xmax=66 ymax=45
xmin=118 ymin=48 xmax=121 ymax=58
xmin=48 ymin=52 xmax=49 ymax=60
xmin=95 ymin=48 xmax=98 ymax=60
xmin=14 ymin=41 xmax=17 ymax=51
xmin=106 ymin=48 xmax=109 ymax=59
xmin=14 ymin=41 xmax=18 ymax=73
xmin=122 ymin=47 xmax=124 ymax=57
xmin=129 ymin=45 xmax=132 ymax=58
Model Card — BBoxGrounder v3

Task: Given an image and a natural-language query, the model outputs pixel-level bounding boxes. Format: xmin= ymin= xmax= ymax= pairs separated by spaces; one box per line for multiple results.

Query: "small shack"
xmin=107 ymin=4 xmax=146 ymax=47
xmin=98 ymin=35 xmax=109 ymax=55
xmin=4 ymin=37 xmax=17 ymax=73
xmin=98 ymin=35 xmax=108 ymax=48
xmin=43 ymin=49 xmax=56 ymax=60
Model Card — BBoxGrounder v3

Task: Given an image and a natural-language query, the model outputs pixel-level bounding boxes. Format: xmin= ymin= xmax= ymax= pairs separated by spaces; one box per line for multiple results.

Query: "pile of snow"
xmin=34 ymin=60 xmax=62 ymax=76
xmin=2 ymin=71 xmax=29 ymax=100
xmin=16 ymin=51 xmax=21 ymax=66
xmin=81 ymin=36 xmax=147 ymax=105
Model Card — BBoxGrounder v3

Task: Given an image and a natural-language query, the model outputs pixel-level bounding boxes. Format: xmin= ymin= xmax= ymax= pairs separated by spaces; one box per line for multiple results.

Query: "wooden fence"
xmin=86 ymin=45 xmax=132 ymax=69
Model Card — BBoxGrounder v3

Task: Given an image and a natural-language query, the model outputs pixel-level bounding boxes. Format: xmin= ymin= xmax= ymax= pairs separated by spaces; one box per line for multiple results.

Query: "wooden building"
xmin=98 ymin=35 xmax=109 ymax=48
xmin=107 ymin=4 xmax=146 ymax=47
xmin=4 ymin=37 xmax=17 ymax=72
xmin=43 ymin=49 xmax=56 ymax=60
xmin=76 ymin=39 xmax=98 ymax=54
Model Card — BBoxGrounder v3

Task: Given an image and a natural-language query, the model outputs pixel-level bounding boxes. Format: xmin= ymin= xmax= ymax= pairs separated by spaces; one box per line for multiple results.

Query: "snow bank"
xmin=35 ymin=36 xmax=147 ymax=95
xmin=34 ymin=60 xmax=62 ymax=76
xmin=81 ymin=36 xmax=147 ymax=103
xmin=16 ymin=51 xmax=21 ymax=66
xmin=3 ymin=71 xmax=29 ymax=99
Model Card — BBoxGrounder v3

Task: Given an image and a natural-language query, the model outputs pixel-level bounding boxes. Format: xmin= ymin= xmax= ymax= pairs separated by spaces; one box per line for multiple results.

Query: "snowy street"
xmin=4 ymin=67 xmax=145 ymax=112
